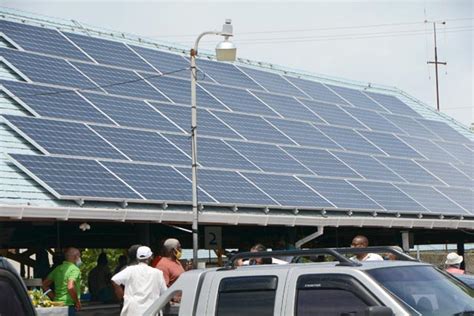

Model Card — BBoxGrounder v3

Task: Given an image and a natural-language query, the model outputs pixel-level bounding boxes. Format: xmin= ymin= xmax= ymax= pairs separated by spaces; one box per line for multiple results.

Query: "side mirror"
xmin=365 ymin=306 xmax=394 ymax=316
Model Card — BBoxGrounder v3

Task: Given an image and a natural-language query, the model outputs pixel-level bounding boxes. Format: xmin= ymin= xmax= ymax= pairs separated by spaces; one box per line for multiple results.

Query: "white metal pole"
xmin=190 ymin=47 xmax=199 ymax=269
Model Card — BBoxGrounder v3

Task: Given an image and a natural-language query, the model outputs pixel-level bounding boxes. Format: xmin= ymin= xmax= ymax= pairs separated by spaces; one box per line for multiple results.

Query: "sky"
xmin=2 ymin=0 xmax=473 ymax=127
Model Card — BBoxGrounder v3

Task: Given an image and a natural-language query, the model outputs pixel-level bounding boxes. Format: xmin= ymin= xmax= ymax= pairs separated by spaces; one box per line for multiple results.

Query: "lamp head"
xmin=216 ymin=37 xmax=236 ymax=62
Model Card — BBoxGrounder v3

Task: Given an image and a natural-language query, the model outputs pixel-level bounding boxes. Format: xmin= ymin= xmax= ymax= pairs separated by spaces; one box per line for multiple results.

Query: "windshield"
xmin=368 ymin=265 xmax=474 ymax=316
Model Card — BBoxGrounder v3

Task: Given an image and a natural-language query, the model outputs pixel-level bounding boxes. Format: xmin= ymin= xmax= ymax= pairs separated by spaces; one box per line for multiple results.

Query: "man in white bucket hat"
xmin=445 ymin=252 xmax=465 ymax=275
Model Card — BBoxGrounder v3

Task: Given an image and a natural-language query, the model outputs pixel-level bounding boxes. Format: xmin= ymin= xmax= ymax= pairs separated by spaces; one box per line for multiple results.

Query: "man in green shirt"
xmin=42 ymin=247 xmax=82 ymax=316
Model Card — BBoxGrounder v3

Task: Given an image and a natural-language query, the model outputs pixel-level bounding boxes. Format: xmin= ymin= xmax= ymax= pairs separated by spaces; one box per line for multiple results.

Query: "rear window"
xmin=216 ymin=275 xmax=277 ymax=316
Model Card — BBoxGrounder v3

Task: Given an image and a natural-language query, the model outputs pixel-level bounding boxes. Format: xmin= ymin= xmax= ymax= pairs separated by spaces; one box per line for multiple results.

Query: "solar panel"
xmin=195 ymin=58 xmax=261 ymax=90
xmin=200 ymin=83 xmax=277 ymax=116
xmin=434 ymin=141 xmax=473 ymax=164
xmin=284 ymin=76 xmax=349 ymax=105
xmin=415 ymin=160 xmax=472 ymax=188
xmin=145 ymin=75 xmax=226 ymax=109
xmin=71 ymin=61 xmax=168 ymax=101
xmin=417 ymin=119 xmax=470 ymax=143
xmin=333 ymin=151 xmax=405 ymax=182
xmin=214 ymin=111 xmax=293 ymax=144
xmin=226 ymin=141 xmax=310 ymax=174
xmin=348 ymin=180 xmax=426 ymax=212
xmin=398 ymin=135 xmax=458 ymax=163
xmin=163 ymin=134 xmax=258 ymax=171
xmin=382 ymin=113 xmax=440 ymax=140
xmin=102 ymin=161 xmax=212 ymax=202
xmin=0 ymin=48 xmax=94 ymax=89
xmin=4 ymin=115 xmax=125 ymax=159
xmin=252 ymin=91 xmax=324 ymax=123
xmin=298 ymin=99 xmax=366 ymax=129
xmin=436 ymin=187 xmax=473 ymax=213
xmin=0 ymin=80 xmax=112 ymax=124
xmin=317 ymin=125 xmax=384 ymax=155
xmin=0 ymin=20 xmax=90 ymax=61
xmin=178 ymin=168 xmax=277 ymax=206
xmin=395 ymin=184 xmax=467 ymax=214
xmin=375 ymin=156 xmax=443 ymax=186
xmin=64 ymin=32 xmax=155 ymax=72
xmin=283 ymin=146 xmax=360 ymax=178
xmin=454 ymin=164 xmax=473 ymax=180
xmin=242 ymin=172 xmax=333 ymax=208
xmin=364 ymin=91 xmax=420 ymax=117
xmin=151 ymin=102 xmax=243 ymax=139
xmin=91 ymin=126 xmax=189 ymax=165
xmin=343 ymin=107 xmax=405 ymax=134
xmin=81 ymin=92 xmax=181 ymax=133
xmin=359 ymin=130 xmax=422 ymax=158
xmin=326 ymin=84 xmax=387 ymax=112
xmin=9 ymin=154 xmax=141 ymax=199
xmin=266 ymin=117 xmax=342 ymax=149
xmin=298 ymin=177 xmax=381 ymax=210
xmin=237 ymin=66 xmax=307 ymax=98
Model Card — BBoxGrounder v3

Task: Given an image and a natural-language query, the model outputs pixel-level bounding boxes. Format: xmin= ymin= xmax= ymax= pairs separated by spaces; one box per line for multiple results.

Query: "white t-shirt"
xmin=112 ymin=262 xmax=167 ymax=316
xmin=350 ymin=253 xmax=384 ymax=262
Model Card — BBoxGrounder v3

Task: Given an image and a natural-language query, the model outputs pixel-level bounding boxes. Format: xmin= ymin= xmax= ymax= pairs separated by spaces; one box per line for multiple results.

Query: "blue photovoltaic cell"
xmin=349 ymin=180 xmax=426 ymax=212
xmin=417 ymin=119 xmax=470 ymax=143
xmin=71 ymin=62 xmax=168 ymax=101
xmin=283 ymin=146 xmax=360 ymax=178
xmin=382 ymin=113 xmax=440 ymax=140
xmin=0 ymin=20 xmax=90 ymax=61
xmin=0 ymin=80 xmax=112 ymax=124
xmin=333 ymin=151 xmax=405 ymax=182
xmin=266 ymin=117 xmax=342 ymax=149
xmin=298 ymin=99 xmax=366 ymax=129
xmin=252 ymin=91 xmax=324 ymax=123
xmin=436 ymin=187 xmax=473 ymax=213
xmin=91 ymin=126 xmax=189 ymax=165
xmin=375 ymin=156 xmax=443 ymax=186
xmin=195 ymin=58 xmax=261 ymax=90
xmin=178 ymin=168 xmax=276 ymax=206
xmin=215 ymin=111 xmax=293 ymax=144
xmin=435 ymin=141 xmax=473 ymax=164
xmin=163 ymin=134 xmax=258 ymax=171
xmin=364 ymin=91 xmax=420 ymax=117
xmin=0 ymin=48 xmax=93 ymax=89
xmin=284 ymin=76 xmax=349 ymax=105
xmin=102 ymin=161 xmax=212 ymax=202
xmin=151 ymin=102 xmax=242 ymax=139
xmin=4 ymin=115 xmax=125 ymax=159
xmin=226 ymin=141 xmax=310 ymax=174
xmin=415 ymin=160 xmax=472 ymax=188
xmin=200 ymin=83 xmax=277 ymax=116
xmin=343 ymin=107 xmax=405 ymax=134
xmin=299 ymin=177 xmax=381 ymax=210
xmin=398 ymin=135 xmax=458 ymax=163
xmin=145 ymin=75 xmax=226 ymax=109
xmin=454 ymin=164 xmax=473 ymax=180
xmin=395 ymin=184 xmax=466 ymax=214
xmin=317 ymin=125 xmax=384 ymax=155
xmin=359 ymin=131 xmax=422 ymax=158
xmin=242 ymin=172 xmax=333 ymax=208
xmin=64 ymin=32 xmax=155 ymax=72
xmin=326 ymin=84 xmax=386 ymax=112
xmin=237 ymin=66 xmax=307 ymax=98
xmin=81 ymin=92 xmax=181 ymax=133
xmin=9 ymin=154 xmax=141 ymax=199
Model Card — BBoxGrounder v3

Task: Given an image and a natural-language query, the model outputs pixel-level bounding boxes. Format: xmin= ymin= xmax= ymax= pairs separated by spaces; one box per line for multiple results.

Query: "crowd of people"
xmin=40 ymin=235 xmax=467 ymax=316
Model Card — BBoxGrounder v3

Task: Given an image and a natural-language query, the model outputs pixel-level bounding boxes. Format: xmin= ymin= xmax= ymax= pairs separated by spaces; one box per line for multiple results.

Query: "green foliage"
xmin=79 ymin=248 xmax=125 ymax=293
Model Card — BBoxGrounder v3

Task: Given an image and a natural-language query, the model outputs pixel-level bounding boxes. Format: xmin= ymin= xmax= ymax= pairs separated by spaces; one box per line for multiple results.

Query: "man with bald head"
xmin=350 ymin=235 xmax=383 ymax=262
xmin=43 ymin=247 xmax=82 ymax=315
xmin=155 ymin=238 xmax=185 ymax=287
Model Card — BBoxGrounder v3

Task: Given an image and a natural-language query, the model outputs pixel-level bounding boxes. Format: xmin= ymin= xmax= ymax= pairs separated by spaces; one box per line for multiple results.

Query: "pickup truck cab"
xmin=145 ymin=247 xmax=474 ymax=316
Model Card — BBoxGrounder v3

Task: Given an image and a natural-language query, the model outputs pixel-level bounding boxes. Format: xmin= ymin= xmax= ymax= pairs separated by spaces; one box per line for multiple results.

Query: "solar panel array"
xmin=1 ymin=19 xmax=473 ymax=217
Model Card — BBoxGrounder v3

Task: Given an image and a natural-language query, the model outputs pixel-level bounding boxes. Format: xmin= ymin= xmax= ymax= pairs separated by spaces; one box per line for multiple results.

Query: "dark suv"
xmin=0 ymin=256 xmax=36 ymax=316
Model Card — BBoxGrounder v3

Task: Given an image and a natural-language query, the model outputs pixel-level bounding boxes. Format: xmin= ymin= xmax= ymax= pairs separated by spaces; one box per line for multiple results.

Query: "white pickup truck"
xmin=145 ymin=247 xmax=474 ymax=316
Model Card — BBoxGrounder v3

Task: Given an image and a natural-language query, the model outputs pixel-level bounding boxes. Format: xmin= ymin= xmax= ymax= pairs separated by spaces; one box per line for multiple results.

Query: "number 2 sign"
xmin=204 ymin=226 xmax=222 ymax=249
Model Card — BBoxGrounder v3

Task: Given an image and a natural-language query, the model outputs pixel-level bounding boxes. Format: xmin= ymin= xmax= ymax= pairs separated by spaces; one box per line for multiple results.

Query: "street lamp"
xmin=190 ymin=19 xmax=236 ymax=269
